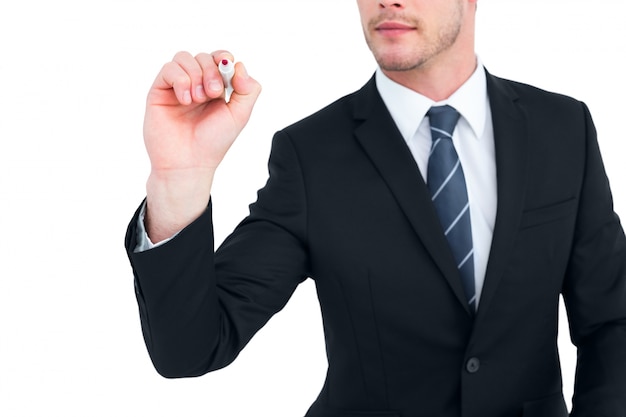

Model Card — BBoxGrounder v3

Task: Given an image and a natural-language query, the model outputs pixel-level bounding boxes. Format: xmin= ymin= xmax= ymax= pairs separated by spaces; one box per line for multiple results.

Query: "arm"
xmin=126 ymin=50 xmax=311 ymax=377
xmin=125 ymin=132 xmax=310 ymax=377
xmin=563 ymin=103 xmax=626 ymax=417
xmin=125 ymin=50 xmax=309 ymax=376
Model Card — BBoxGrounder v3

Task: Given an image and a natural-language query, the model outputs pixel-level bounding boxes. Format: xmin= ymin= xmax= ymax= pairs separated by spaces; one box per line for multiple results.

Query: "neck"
xmin=383 ymin=53 xmax=477 ymax=102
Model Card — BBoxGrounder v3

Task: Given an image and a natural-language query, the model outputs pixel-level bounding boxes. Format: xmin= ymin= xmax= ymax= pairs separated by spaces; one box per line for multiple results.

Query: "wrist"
xmin=145 ymin=168 xmax=215 ymax=242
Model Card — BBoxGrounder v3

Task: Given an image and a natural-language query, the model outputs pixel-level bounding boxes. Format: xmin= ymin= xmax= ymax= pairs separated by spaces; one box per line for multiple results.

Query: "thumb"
xmin=227 ymin=62 xmax=262 ymax=126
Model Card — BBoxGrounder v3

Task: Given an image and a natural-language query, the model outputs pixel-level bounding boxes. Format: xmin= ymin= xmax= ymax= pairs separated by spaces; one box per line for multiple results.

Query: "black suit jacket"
xmin=126 ymin=70 xmax=626 ymax=417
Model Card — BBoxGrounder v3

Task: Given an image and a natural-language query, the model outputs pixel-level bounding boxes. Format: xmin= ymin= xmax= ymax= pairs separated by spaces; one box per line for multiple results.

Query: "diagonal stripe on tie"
xmin=426 ymin=105 xmax=476 ymax=311
xmin=431 ymin=159 xmax=462 ymax=201
xmin=430 ymin=126 xmax=454 ymax=138
xmin=444 ymin=202 xmax=470 ymax=236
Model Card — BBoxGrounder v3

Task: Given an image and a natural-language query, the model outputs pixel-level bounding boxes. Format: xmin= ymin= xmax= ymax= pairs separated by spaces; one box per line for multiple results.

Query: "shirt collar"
xmin=375 ymin=58 xmax=488 ymax=141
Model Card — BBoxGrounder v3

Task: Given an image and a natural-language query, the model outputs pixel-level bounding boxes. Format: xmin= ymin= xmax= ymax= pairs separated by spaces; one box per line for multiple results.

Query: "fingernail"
xmin=195 ymin=85 xmax=206 ymax=99
xmin=183 ymin=90 xmax=192 ymax=104
xmin=209 ymin=79 xmax=222 ymax=92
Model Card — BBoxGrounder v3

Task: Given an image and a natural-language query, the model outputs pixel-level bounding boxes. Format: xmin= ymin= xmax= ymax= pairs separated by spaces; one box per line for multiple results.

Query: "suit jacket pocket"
xmin=522 ymin=392 xmax=568 ymax=417
xmin=520 ymin=197 xmax=577 ymax=229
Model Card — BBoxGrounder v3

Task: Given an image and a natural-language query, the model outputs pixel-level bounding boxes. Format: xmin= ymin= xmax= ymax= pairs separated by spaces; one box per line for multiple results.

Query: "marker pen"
xmin=218 ymin=59 xmax=234 ymax=102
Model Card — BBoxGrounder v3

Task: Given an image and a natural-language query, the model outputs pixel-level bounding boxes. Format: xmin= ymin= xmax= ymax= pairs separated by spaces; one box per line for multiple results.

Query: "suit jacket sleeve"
xmin=124 ymin=131 xmax=310 ymax=378
xmin=563 ymin=103 xmax=626 ymax=416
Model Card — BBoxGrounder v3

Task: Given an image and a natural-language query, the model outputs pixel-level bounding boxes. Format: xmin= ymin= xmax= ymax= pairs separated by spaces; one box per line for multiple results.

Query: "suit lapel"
xmin=351 ymin=73 xmax=530 ymax=318
xmin=475 ymin=73 xmax=529 ymax=320
xmin=352 ymin=77 xmax=472 ymax=315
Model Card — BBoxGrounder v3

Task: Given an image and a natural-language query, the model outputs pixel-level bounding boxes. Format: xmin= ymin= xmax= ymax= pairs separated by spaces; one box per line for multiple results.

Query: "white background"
xmin=1 ymin=1 xmax=625 ymax=416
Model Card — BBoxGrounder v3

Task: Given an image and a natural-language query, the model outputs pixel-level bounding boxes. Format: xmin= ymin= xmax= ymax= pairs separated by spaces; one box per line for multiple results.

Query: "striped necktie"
xmin=426 ymin=105 xmax=476 ymax=311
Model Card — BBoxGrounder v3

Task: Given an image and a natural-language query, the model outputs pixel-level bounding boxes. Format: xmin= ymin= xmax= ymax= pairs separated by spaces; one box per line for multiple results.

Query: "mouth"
xmin=374 ymin=21 xmax=416 ymax=36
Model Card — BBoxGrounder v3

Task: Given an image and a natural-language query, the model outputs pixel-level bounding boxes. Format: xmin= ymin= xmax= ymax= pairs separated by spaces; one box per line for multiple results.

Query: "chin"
xmin=370 ymin=44 xmax=423 ymax=71
xmin=376 ymin=55 xmax=425 ymax=72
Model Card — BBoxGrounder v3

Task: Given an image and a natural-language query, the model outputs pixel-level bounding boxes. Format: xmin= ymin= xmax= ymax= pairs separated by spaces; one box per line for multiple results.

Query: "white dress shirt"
xmin=136 ymin=62 xmax=498 ymax=306
xmin=375 ymin=61 xmax=497 ymax=305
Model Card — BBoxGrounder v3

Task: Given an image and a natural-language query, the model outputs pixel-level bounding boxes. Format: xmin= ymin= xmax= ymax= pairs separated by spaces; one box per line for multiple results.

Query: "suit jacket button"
xmin=466 ymin=357 xmax=480 ymax=374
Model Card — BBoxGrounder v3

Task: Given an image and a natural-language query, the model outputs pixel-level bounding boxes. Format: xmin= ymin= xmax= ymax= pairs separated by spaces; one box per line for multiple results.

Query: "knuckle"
xmin=173 ymin=50 xmax=192 ymax=61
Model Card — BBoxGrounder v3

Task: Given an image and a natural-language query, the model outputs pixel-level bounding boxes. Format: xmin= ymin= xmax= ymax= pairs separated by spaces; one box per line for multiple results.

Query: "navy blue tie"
xmin=426 ymin=105 xmax=476 ymax=311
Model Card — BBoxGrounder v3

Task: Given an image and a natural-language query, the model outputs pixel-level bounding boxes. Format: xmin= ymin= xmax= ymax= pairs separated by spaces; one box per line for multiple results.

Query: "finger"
xmin=153 ymin=60 xmax=193 ymax=105
xmin=228 ymin=62 xmax=262 ymax=126
xmin=172 ymin=51 xmax=207 ymax=104
xmin=195 ymin=52 xmax=223 ymax=100
xmin=206 ymin=50 xmax=236 ymax=100
xmin=151 ymin=51 xmax=205 ymax=105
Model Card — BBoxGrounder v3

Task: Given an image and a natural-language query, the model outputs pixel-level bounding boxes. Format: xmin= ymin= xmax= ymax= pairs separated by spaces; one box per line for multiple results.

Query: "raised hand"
xmin=142 ymin=50 xmax=262 ymax=242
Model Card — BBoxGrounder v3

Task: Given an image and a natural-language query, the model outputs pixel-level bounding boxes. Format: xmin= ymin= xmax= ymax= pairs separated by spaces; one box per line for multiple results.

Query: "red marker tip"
xmin=222 ymin=59 xmax=229 ymax=65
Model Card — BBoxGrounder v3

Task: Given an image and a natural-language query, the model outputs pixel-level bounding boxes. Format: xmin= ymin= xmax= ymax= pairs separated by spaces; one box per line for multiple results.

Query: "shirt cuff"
xmin=134 ymin=201 xmax=180 ymax=252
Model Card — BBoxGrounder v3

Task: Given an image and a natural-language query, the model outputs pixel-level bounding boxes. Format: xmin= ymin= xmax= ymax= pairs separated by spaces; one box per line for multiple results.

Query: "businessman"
xmin=125 ymin=0 xmax=626 ymax=416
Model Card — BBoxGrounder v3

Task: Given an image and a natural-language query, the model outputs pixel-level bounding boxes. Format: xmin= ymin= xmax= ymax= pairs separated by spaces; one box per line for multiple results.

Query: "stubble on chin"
xmin=374 ymin=49 xmax=429 ymax=73
xmin=364 ymin=9 xmax=463 ymax=73
xmin=363 ymin=15 xmax=425 ymax=72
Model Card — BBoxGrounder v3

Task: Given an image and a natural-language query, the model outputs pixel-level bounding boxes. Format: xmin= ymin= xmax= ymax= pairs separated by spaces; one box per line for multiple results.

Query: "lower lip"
xmin=376 ymin=28 xmax=415 ymax=37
